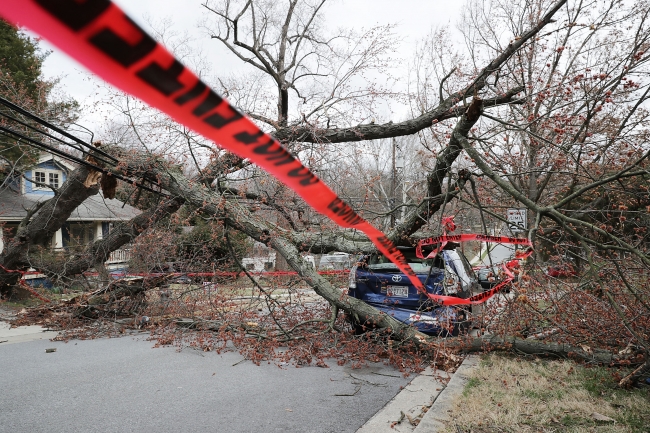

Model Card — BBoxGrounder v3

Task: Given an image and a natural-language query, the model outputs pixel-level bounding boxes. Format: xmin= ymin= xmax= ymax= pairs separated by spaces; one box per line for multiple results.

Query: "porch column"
xmin=53 ymin=229 xmax=63 ymax=249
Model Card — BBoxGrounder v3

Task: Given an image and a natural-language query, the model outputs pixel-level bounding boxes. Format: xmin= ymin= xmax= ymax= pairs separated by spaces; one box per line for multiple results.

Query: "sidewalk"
xmin=0 ymin=321 xmax=58 ymax=345
xmin=356 ymin=356 xmax=479 ymax=433
xmin=413 ymin=356 xmax=479 ymax=432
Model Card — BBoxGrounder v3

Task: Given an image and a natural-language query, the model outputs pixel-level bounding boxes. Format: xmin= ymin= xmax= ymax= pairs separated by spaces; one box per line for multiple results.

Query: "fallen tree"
xmin=2 ymin=0 xmax=649 ymax=386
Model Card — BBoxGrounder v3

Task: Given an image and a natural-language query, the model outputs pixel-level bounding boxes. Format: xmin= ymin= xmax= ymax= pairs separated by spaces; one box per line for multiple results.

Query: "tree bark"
xmin=272 ymin=87 xmax=523 ymax=144
xmin=453 ymin=335 xmax=618 ymax=365
xmin=388 ymin=97 xmax=485 ymax=243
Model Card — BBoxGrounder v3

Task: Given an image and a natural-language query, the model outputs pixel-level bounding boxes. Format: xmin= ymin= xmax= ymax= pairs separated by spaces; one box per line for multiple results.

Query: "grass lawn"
xmin=445 ymin=354 xmax=650 ymax=432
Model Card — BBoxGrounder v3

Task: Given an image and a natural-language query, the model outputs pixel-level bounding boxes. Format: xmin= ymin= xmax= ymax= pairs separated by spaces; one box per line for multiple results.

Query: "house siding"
xmin=7 ymin=175 xmax=20 ymax=193
xmin=24 ymin=161 xmax=67 ymax=195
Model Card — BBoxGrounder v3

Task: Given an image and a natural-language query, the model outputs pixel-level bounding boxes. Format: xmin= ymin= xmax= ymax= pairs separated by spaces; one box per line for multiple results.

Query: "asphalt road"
xmin=0 ymin=335 xmax=410 ymax=433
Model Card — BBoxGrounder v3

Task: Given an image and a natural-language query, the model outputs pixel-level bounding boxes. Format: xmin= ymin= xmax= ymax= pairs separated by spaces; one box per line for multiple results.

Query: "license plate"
xmin=408 ymin=313 xmax=438 ymax=324
xmin=387 ymin=286 xmax=409 ymax=297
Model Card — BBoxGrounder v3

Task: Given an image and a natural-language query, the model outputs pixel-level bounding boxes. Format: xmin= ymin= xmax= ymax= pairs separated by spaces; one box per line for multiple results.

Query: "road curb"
xmin=413 ymin=355 xmax=479 ymax=432
xmin=355 ymin=366 xmax=449 ymax=433
xmin=355 ymin=355 xmax=480 ymax=433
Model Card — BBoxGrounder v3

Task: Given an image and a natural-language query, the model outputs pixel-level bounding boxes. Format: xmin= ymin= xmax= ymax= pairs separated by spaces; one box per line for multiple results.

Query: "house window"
xmin=65 ymin=223 xmax=95 ymax=248
xmin=34 ymin=171 xmax=46 ymax=185
xmin=32 ymin=169 xmax=62 ymax=190
xmin=49 ymin=172 xmax=59 ymax=188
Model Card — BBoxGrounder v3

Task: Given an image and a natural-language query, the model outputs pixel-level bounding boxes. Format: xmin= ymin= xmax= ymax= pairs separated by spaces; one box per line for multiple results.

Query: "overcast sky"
xmin=31 ymin=0 xmax=464 ymax=130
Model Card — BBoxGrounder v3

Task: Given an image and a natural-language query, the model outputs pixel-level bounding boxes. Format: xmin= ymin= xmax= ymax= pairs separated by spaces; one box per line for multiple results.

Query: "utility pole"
xmin=390 ymin=137 xmax=396 ymax=228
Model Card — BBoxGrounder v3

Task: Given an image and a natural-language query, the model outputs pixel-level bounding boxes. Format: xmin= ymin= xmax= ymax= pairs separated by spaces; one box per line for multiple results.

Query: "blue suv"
xmin=347 ymin=244 xmax=480 ymax=336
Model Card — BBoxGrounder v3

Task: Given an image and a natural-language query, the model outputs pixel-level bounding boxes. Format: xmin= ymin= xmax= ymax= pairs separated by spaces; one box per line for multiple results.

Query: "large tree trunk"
xmin=99 ymin=100 xmax=485 ymax=347
xmin=454 ymin=335 xmax=617 ymax=364
xmin=388 ymin=96 xmax=486 ymax=243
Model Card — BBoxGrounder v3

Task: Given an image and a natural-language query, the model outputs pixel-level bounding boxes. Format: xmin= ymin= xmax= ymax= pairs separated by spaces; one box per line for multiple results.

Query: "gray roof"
xmin=0 ymin=189 xmax=141 ymax=222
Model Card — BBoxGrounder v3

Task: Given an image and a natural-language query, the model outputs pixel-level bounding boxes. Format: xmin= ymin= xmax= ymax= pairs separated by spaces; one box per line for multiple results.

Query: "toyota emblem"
xmin=391 ymin=275 xmax=402 ymax=282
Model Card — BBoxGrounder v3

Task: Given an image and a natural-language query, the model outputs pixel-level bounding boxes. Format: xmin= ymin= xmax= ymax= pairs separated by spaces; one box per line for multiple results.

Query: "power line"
xmin=0 ymin=97 xmax=170 ymax=198
xmin=0 ymin=125 xmax=168 ymax=196
xmin=0 ymin=96 xmax=118 ymax=164
xmin=0 ymin=109 xmax=116 ymax=168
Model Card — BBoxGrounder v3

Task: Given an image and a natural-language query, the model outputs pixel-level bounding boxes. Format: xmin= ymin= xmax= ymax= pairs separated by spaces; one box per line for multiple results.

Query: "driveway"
xmin=0 ymin=332 xmax=410 ymax=433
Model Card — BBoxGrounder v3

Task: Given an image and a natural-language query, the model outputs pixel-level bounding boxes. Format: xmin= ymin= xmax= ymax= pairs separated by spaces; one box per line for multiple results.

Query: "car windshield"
xmin=367 ymin=249 xmax=445 ymax=274
xmin=443 ymin=249 xmax=474 ymax=287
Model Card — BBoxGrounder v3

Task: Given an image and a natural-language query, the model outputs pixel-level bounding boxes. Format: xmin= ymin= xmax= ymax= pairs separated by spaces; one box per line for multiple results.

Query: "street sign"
xmin=507 ymin=208 xmax=527 ymax=233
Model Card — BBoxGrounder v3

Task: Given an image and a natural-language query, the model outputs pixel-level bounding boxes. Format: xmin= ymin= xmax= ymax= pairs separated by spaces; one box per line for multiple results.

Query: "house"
xmin=318 ymin=252 xmax=351 ymax=270
xmin=0 ymin=153 xmax=141 ymax=278
xmin=241 ymin=241 xmax=276 ymax=272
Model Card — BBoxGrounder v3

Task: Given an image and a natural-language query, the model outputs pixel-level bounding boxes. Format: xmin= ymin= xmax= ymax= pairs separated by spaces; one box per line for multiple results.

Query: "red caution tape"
xmin=441 ymin=216 xmax=456 ymax=232
xmin=0 ymin=1 xmax=533 ymax=307
xmin=82 ymin=270 xmax=349 ymax=278
xmin=414 ymin=234 xmax=533 ymax=305
xmin=416 ymin=233 xmax=533 ymax=259
xmin=413 ymin=219 xmax=534 ymax=304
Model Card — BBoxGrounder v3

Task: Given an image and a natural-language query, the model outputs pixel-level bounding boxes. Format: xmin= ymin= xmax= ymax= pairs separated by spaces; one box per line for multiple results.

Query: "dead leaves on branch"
xmin=12 ymin=275 xmax=172 ymax=332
